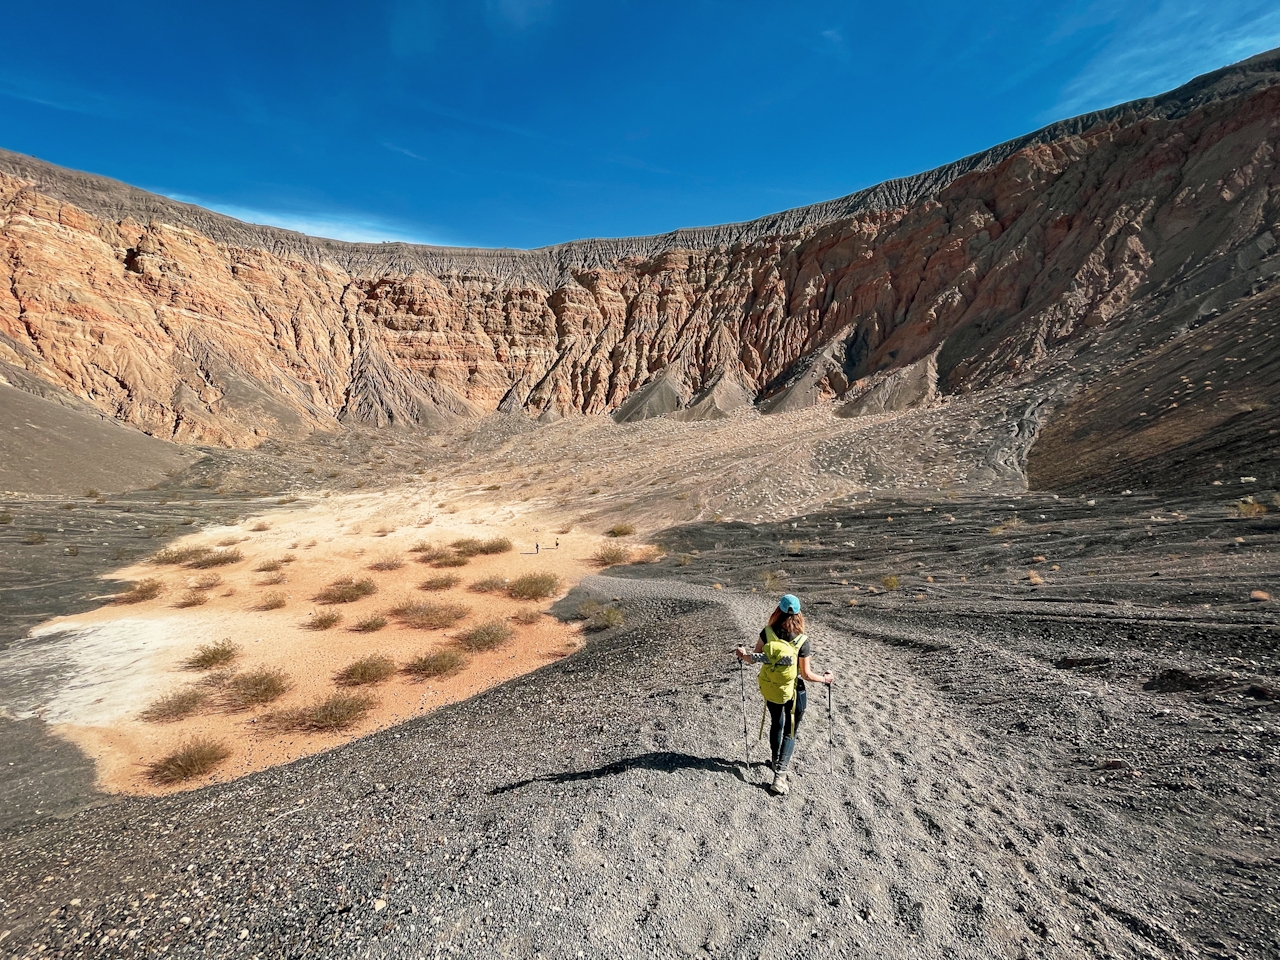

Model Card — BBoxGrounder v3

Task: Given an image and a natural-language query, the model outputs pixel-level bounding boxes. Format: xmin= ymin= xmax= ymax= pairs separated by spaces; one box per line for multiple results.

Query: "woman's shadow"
xmin=488 ymin=751 xmax=770 ymax=794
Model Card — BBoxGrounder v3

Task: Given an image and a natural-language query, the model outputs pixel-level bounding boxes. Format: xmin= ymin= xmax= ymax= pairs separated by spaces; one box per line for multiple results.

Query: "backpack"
xmin=757 ymin=626 xmax=806 ymax=704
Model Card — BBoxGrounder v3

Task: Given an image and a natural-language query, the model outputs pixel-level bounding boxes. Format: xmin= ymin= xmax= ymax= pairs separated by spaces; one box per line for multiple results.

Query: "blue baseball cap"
xmin=778 ymin=594 xmax=801 ymax=614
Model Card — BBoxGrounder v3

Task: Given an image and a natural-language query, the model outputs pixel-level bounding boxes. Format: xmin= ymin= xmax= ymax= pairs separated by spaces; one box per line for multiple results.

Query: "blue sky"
xmin=2 ymin=1 xmax=1277 ymax=248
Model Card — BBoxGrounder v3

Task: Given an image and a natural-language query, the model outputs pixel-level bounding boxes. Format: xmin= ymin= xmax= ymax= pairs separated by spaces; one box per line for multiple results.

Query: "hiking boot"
xmin=771 ymin=772 xmax=789 ymax=795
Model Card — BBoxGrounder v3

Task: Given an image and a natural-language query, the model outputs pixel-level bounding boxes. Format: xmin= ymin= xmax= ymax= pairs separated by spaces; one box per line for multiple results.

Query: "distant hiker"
xmin=535 ymin=543 xmax=540 ymax=554
xmin=735 ymin=594 xmax=833 ymax=795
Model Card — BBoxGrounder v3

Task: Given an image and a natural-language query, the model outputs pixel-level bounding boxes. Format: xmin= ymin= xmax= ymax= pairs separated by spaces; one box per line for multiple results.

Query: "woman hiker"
xmin=734 ymin=594 xmax=833 ymax=795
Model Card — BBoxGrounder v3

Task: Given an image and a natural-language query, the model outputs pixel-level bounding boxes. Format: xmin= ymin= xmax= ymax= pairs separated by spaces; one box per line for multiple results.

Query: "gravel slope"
xmin=6 ymin=484 xmax=1278 ymax=959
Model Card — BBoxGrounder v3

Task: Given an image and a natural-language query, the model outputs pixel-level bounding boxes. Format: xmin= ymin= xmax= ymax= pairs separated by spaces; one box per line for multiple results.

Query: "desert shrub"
xmin=153 ymin=545 xmax=212 ymax=565
xmin=419 ymin=574 xmax=461 ymax=591
xmin=23 ymin=531 xmax=46 ymax=545
xmin=0 ymin=512 xmax=12 ymax=524
xmin=112 ymin=578 xmax=164 ymax=604
xmin=223 ymin=668 xmax=291 ymax=709
xmin=477 ymin=537 xmax=513 ymax=555
xmin=256 ymin=592 xmax=286 ymax=611
xmin=147 ymin=738 xmax=230 ymax=784
xmin=187 ymin=548 xmax=243 ymax=569
xmin=591 ymin=544 xmax=631 ymax=567
xmin=432 ymin=553 xmax=470 ymax=568
xmin=259 ymin=571 xmax=287 ymax=585
xmin=253 ymin=559 xmax=282 ymax=572
xmin=450 ymin=537 xmax=485 ymax=557
xmin=368 ymin=552 xmax=404 ymax=571
xmin=193 ymin=574 xmax=222 ymax=591
xmin=335 ymin=654 xmax=398 ymax=686
xmin=249 ymin=521 xmax=270 ymax=532
xmin=409 ymin=541 xmax=445 ymax=560
xmin=174 ymin=589 xmax=208 ymax=608
xmin=456 ymin=620 xmax=514 ymax=652
xmin=1237 ymin=499 xmax=1268 ymax=517
xmin=585 ymin=605 xmax=624 ymax=632
xmin=183 ymin=639 xmax=240 ymax=670
xmin=269 ymin=692 xmax=375 ymax=731
xmin=391 ymin=600 xmax=470 ymax=630
xmin=314 ymin=577 xmax=378 ymax=604
xmin=881 ymin=575 xmax=900 ymax=591
xmin=508 ymin=572 xmax=561 ymax=600
xmin=676 ymin=553 xmax=692 ymax=566
xmin=140 ymin=687 xmax=209 ymax=722
xmin=403 ymin=649 xmax=468 ymax=679
xmin=351 ymin=614 xmax=388 ymax=633
xmin=216 ymin=537 xmax=243 ymax=547
xmin=759 ymin=569 xmax=788 ymax=591
xmin=606 ymin=523 xmax=636 ymax=538
xmin=469 ymin=575 xmax=509 ymax=593
xmin=306 ymin=610 xmax=343 ymax=630
xmin=513 ymin=608 xmax=542 ymax=625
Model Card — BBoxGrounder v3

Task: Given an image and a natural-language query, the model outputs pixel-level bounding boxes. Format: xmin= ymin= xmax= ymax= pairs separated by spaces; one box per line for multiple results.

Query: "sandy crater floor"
xmin=11 ymin=489 xmax=622 ymax=795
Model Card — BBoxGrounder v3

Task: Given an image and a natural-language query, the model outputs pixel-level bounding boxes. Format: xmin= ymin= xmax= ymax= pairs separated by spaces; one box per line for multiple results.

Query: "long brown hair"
xmin=768 ymin=608 xmax=805 ymax=641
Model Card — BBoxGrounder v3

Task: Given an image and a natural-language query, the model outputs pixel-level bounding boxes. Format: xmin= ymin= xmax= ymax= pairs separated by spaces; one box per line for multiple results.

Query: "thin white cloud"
xmin=161 ymin=192 xmax=456 ymax=246
xmin=1049 ymin=1 xmax=1280 ymax=119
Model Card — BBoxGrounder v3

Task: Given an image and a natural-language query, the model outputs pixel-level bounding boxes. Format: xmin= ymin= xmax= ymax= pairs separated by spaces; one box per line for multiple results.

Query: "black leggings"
xmin=767 ymin=685 xmax=807 ymax=772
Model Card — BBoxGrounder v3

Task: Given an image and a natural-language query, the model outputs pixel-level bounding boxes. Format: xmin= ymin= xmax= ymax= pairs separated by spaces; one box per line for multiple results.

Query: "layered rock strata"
xmin=1 ymin=49 xmax=1279 ymax=471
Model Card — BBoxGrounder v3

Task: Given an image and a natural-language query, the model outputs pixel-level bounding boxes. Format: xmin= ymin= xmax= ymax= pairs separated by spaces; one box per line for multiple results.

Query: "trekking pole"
xmin=827 ymin=682 xmax=834 ymax=777
xmin=738 ymin=658 xmax=751 ymax=775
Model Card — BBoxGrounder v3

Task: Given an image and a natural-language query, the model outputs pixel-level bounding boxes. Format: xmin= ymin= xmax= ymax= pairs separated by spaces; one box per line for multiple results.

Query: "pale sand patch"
xmin=14 ymin=488 xmax=639 ymax=796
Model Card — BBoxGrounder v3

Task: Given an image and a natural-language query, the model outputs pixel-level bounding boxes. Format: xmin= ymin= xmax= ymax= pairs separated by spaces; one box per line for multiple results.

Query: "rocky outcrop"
xmin=2 ymin=49 xmax=1280 ymax=455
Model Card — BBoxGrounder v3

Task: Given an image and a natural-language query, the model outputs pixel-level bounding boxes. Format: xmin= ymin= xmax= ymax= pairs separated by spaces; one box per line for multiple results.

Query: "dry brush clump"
xmin=403 ymin=649 xmax=468 ymax=679
xmin=222 ymin=668 xmax=291 ymax=709
xmin=111 ymin=578 xmax=164 ymax=604
xmin=335 ymin=654 xmax=398 ymax=686
xmin=174 ymin=589 xmax=208 ymax=608
xmin=140 ymin=687 xmax=209 ymax=722
xmin=255 ymin=591 xmax=287 ymax=611
xmin=578 ymin=600 xmax=624 ymax=632
xmin=267 ymin=693 xmax=376 ymax=732
xmin=409 ymin=542 xmax=448 ymax=562
xmin=419 ymin=574 xmax=461 ymax=591
xmin=368 ymin=552 xmax=405 ymax=571
xmin=513 ymin=608 xmax=542 ymax=625
xmin=351 ymin=614 xmax=388 ymax=633
xmin=187 ymin=548 xmax=244 ymax=569
xmin=314 ymin=577 xmax=378 ymax=604
xmin=147 ymin=738 xmax=230 ymax=784
xmin=254 ymin=559 xmax=283 ymax=572
xmin=432 ymin=553 xmax=470 ymax=568
xmin=447 ymin=537 xmax=513 ymax=556
xmin=1236 ymin=499 xmax=1268 ymax=517
xmin=508 ymin=572 xmax=560 ymax=600
xmin=183 ymin=640 xmax=240 ymax=670
xmin=192 ymin=574 xmax=222 ymax=591
xmin=306 ymin=610 xmax=343 ymax=630
xmin=606 ymin=523 xmax=636 ymax=538
xmin=456 ymin=620 xmax=514 ymax=652
xmin=469 ymin=575 xmax=509 ymax=593
xmin=153 ymin=545 xmax=214 ymax=565
xmin=390 ymin=600 xmax=470 ymax=630
xmin=591 ymin=544 xmax=631 ymax=567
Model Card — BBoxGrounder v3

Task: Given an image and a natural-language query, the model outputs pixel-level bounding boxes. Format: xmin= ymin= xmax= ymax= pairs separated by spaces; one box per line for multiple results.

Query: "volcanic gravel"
xmin=1 ymin=491 xmax=1277 ymax=958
